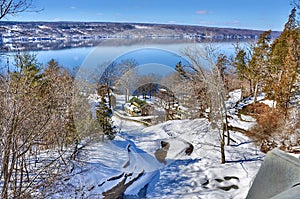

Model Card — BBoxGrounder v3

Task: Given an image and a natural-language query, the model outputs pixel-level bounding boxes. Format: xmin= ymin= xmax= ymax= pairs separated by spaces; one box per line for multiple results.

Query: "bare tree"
xmin=135 ymin=73 xmax=158 ymax=99
xmin=174 ymin=61 xmax=210 ymax=118
xmin=0 ymin=55 xmax=75 ymax=198
xmin=115 ymin=59 xmax=139 ymax=103
xmin=181 ymin=44 xmax=229 ymax=164
xmin=0 ymin=0 xmax=34 ymax=20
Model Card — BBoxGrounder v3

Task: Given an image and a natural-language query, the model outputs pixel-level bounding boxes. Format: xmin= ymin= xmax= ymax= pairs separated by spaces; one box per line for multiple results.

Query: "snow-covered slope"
xmin=115 ymin=117 xmax=264 ymax=199
xmin=47 ymin=116 xmax=263 ymax=198
xmin=48 ymin=89 xmax=266 ymax=198
xmin=47 ymin=136 xmax=161 ymax=198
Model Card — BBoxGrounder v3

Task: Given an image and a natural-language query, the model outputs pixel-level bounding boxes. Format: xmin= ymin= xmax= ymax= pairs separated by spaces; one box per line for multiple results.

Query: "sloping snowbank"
xmin=115 ymin=117 xmax=264 ymax=198
xmin=47 ymin=88 xmax=266 ymax=198
xmin=47 ymin=136 xmax=161 ymax=198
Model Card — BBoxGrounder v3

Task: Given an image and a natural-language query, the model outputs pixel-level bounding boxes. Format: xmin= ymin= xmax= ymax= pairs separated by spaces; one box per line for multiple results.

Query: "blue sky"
xmin=7 ymin=0 xmax=295 ymax=31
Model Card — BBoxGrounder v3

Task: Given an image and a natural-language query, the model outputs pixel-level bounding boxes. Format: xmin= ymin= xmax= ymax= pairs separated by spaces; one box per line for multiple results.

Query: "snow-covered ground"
xmin=116 ymin=118 xmax=264 ymax=199
xmin=227 ymin=90 xmax=265 ymax=130
xmin=48 ymin=117 xmax=263 ymax=198
xmin=47 ymin=133 xmax=161 ymax=198
xmin=48 ymin=90 xmax=269 ymax=198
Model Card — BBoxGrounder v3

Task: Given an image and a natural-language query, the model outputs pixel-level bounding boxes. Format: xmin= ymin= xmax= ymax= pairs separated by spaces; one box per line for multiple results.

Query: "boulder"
xmin=246 ymin=149 xmax=300 ymax=199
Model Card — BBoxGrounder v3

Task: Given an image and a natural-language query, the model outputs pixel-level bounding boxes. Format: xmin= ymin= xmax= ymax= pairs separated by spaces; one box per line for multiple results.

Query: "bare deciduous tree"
xmin=115 ymin=59 xmax=139 ymax=103
xmin=0 ymin=55 xmax=75 ymax=198
xmin=133 ymin=73 xmax=159 ymax=99
xmin=0 ymin=0 xmax=34 ymax=20
xmin=181 ymin=44 xmax=230 ymax=164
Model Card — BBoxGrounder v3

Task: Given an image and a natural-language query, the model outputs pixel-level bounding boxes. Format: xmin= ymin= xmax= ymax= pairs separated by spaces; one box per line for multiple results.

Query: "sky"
xmin=6 ymin=0 xmax=296 ymax=31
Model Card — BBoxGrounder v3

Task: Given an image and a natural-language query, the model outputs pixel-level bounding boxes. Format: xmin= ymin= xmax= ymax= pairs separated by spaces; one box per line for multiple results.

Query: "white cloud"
xmin=196 ymin=10 xmax=208 ymax=15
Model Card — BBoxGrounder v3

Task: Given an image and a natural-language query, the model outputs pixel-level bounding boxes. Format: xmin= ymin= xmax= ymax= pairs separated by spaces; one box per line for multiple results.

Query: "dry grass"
xmin=240 ymin=102 xmax=285 ymax=153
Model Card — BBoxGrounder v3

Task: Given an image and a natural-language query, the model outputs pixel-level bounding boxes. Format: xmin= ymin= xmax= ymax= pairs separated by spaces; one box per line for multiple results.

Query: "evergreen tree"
xmin=42 ymin=59 xmax=77 ymax=146
xmin=233 ymin=45 xmax=256 ymax=96
xmin=265 ymin=8 xmax=300 ymax=113
xmin=96 ymin=86 xmax=117 ymax=140
xmin=284 ymin=7 xmax=298 ymax=31
xmin=249 ymin=30 xmax=272 ymax=102
xmin=215 ymin=54 xmax=226 ymax=80
xmin=11 ymin=52 xmax=41 ymax=85
xmin=234 ymin=50 xmax=247 ymax=81
xmin=175 ymin=61 xmax=189 ymax=79
xmin=0 ymin=54 xmax=76 ymax=198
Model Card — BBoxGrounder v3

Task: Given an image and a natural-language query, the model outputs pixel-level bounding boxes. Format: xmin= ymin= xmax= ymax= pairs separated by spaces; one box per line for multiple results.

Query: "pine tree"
xmin=249 ymin=30 xmax=272 ymax=102
xmin=0 ymin=54 xmax=76 ymax=198
xmin=284 ymin=7 xmax=298 ymax=31
xmin=265 ymin=8 xmax=300 ymax=113
xmin=175 ymin=61 xmax=189 ymax=79
xmin=42 ymin=59 xmax=77 ymax=146
xmin=215 ymin=54 xmax=228 ymax=83
xmin=96 ymin=86 xmax=117 ymax=140
xmin=234 ymin=50 xmax=247 ymax=81
xmin=11 ymin=52 xmax=41 ymax=86
xmin=233 ymin=47 xmax=254 ymax=96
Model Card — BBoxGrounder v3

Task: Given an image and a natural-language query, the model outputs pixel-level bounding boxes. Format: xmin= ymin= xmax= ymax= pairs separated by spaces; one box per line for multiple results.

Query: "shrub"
xmin=250 ymin=108 xmax=285 ymax=153
xmin=240 ymin=102 xmax=272 ymax=116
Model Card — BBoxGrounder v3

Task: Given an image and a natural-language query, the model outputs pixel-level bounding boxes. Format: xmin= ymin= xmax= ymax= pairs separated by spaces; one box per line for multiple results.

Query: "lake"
xmin=1 ymin=39 xmax=244 ymax=77
xmin=1 ymin=39 xmax=246 ymax=85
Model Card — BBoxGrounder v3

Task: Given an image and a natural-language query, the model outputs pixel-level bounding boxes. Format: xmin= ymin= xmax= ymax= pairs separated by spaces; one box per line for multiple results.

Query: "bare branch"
xmin=0 ymin=0 xmax=35 ymax=20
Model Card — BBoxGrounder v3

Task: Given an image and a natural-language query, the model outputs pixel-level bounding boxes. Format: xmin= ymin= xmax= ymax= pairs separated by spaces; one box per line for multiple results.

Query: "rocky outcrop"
xmin=154 ymin=141 xmax=170 ymax=165
xmin=103 ymin=171 xmax=145 ymax=199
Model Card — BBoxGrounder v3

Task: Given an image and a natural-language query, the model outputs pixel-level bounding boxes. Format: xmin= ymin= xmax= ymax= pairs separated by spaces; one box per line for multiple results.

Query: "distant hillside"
xmin=0 ymin=21 xmax=281 ymax=51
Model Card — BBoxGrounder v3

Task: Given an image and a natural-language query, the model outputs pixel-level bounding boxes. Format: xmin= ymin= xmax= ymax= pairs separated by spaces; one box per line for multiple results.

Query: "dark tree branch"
xmin=0 ymin=0 xmax=42 ymax=20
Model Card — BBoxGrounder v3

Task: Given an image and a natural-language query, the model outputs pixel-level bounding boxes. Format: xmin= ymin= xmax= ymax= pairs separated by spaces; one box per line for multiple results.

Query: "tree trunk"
xmin=125 ymin=88 xmax=129 ymax=103
xmin=253 ymin=82 xmax=259 ymax=103
xmin=1 ymin=129 xmax=14 ymax=199
xmin=249 ymin=79 xmax=253 ymax=95
xmin=221 ymin=133 xmax=226 ymax=164
xmin=220 ymin=93 xmax=230 ymax=146
xmin=165 ymin=108 xmax=169 ymax=121
xmin=107 ymin=86 xmax=111 ymax=109
xmin=225 ymin=118 xmax=230 ymax=146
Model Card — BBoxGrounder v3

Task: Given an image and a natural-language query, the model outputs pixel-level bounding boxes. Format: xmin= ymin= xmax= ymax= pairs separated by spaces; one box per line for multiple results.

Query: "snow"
xmin=225 ymin=89 xmax=257 ymax=130
xmin=38 ymin=25 xmax=50 ymax=29
xmin=226 ymin=89 xmax=242 ymax=109
xmin=48 ymin=117 xmax=263 ymax=198
xmin=240 ymin=114 xmax=256 ymax=122
xmin=47 ymin=89 xmax=266 ymax=198
xmin=260 ymin=99 xmax=276 ymax=108
xmin=124 ymin=102 xmax=140 ymax=112
xmin=229 ymin=115 xmax=256 ymax=130
xmin=113 ymin=115 xmax=264 ymax=199
xmin=88 ymin=93 xmax=102 ymax=102
xmin=135 ymin=119 xmax=263 ymax=199
xmin=48 ymin=136 xmax=161 ymax=198
xmin=134 ymin=25 xmax=153 ymax=29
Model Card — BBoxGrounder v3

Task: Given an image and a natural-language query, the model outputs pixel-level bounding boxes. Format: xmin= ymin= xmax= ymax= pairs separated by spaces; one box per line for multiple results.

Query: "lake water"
xmin=1 ymin=39 xmax=243 ymax=77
